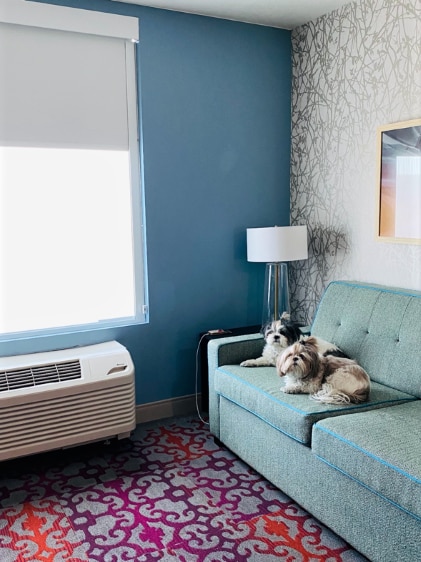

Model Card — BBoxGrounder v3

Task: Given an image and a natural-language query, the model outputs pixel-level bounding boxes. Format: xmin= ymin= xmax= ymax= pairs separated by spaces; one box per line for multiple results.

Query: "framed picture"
xmin=376 ymin=118 xmax=421 ymax=244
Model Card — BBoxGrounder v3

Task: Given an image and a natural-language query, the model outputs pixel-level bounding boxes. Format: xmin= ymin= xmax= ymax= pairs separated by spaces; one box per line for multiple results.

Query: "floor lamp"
xmin=247 ymin=225 xmax=308 ymax=326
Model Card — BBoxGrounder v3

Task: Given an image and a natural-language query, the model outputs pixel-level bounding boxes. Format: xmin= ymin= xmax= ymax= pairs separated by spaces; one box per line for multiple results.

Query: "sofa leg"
xmin=213 ymin=436 xmax=224 ymax=447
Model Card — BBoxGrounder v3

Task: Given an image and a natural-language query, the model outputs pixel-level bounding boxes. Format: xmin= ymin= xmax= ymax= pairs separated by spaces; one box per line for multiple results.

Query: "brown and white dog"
xmin=276 ymin=336 xmax=370 ymax=405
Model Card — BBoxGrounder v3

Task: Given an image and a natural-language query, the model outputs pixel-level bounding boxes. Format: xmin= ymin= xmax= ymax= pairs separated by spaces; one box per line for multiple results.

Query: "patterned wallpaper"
xmin=289 ymin=0 xmax=421 ymax=324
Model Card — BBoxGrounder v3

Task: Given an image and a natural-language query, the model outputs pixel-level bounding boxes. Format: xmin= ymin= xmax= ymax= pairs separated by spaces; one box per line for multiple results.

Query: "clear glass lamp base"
xmin=262 ymin=262 xmax=290 ymax=327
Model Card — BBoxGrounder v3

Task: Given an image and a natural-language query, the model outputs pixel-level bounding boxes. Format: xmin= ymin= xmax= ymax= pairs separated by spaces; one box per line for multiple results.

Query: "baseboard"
xmin=136 ymin=394 xmax=200 ymax=424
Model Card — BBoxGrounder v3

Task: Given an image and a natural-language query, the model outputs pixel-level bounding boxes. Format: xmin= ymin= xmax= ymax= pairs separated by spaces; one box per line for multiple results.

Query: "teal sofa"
xmin=208 ymin=281 xmax=421 ymax=562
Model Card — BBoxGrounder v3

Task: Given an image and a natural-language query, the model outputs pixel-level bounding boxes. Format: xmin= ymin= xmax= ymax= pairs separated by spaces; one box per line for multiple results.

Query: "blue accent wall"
xmin=3 ymin=0 xmax=291 ymax=405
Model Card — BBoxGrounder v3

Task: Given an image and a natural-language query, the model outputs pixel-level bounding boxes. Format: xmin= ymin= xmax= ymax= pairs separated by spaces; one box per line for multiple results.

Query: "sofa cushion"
xmin=214 ymin=364 xmax=416 ymax=445
xmin=312 ymin=401 xmax=421 ymax=521
xmin=311 ymin=281 xmax=421 ymax=397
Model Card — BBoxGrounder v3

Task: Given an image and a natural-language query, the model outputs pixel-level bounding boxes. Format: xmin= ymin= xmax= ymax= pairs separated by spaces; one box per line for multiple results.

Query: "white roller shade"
xmin=0 ymin=0 xmax=139 ymax=150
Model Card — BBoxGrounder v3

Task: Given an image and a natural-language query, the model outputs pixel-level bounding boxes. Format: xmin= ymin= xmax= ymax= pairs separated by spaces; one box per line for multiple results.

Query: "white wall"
xmin=290 ymin=0 xmax=421 ymax=324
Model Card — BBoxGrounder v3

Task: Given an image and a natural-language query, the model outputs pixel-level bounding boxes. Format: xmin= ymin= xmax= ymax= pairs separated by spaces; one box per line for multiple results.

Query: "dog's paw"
xmin=240 ymin=359 xmax=257 ymax=367
xmin=281 ymin=385 xmax=302 ymax=394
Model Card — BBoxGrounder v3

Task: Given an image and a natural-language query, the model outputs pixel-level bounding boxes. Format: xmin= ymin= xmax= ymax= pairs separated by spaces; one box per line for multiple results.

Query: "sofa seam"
xmin=314 ymin=425 xmax=421 ymax=484
xmin=216 ymin=367 xmax=416 ymax=415
xmin=355 ymin=289 xmax=382 ymax=357
xmin=315 ymin=454 xmax=421 ymax=523
xmin=396 ymin=297 xmax=414 ymax=343
xmin=329 ymin=280 xmax=421 ymax=299
xmin=218 ymin=394 xmax=308 ymax=445
xmin=215 ymin=366 xmax=372 ymax=416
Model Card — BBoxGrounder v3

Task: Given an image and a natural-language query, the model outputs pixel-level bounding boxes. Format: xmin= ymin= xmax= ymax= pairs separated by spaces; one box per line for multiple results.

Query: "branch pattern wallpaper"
xmin=289 ymin=0 xmax=421 ymax=324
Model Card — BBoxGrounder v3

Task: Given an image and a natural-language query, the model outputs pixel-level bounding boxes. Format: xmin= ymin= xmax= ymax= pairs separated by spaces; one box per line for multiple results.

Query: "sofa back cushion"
xmin=311 ymin=281 xmax=421 ymax=398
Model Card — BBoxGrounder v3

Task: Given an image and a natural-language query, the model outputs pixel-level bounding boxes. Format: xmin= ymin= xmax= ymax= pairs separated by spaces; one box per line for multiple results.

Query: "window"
xmin=0 ymin=0 xmax=147 ymax=338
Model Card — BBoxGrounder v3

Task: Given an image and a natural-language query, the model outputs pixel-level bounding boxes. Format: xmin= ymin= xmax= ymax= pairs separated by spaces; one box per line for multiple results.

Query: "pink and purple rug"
xmin=0 ymin=417 xmax=367 ymax=561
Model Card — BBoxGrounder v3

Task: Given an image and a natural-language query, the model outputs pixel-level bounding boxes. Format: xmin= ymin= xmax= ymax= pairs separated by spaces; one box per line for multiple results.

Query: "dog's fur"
xmin=277 ymin=336 xmax=370 ymax=405
xmin=304 ymin=336 xmax=349 ymax=359
xmin=240 ymin=314 xmax=302 ymax=367
xmin=240 ymin=314 xmax=347 ymax=368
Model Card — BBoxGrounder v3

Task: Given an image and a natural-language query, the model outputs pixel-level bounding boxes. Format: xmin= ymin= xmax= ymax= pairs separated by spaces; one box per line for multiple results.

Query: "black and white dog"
xmin=240 ymin=313 xmax=347 ymax=367
xmin=240 ymin=313 xmax=302 ymax=367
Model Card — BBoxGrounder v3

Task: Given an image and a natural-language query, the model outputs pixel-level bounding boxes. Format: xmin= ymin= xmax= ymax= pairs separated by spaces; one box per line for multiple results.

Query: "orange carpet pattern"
xmin=0 ymin=417 xmax=367 ymax=561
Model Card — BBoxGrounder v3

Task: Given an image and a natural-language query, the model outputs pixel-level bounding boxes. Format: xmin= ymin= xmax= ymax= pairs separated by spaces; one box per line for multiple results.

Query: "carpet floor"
xmin=0 ymin=416 xmax=368 ymax=561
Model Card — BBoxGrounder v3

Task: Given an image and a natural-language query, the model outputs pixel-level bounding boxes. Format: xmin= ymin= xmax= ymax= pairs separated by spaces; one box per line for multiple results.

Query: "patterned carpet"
xmin=0 ymin=416 xmax=367 ymax=561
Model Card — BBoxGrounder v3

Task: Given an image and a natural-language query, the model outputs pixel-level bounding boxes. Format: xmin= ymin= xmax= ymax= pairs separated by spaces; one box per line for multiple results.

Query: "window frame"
xmin=0 ymin=0 xmax=148 ymax=341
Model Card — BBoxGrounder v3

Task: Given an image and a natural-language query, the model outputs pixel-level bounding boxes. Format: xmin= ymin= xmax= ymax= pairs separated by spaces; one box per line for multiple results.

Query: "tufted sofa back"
xmin=311 ymin=281 xmax=421 ymax=398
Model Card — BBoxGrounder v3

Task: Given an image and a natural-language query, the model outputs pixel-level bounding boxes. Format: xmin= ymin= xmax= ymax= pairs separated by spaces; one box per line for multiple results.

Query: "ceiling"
xmin=112 ymin=0 xmax=353 ymax=29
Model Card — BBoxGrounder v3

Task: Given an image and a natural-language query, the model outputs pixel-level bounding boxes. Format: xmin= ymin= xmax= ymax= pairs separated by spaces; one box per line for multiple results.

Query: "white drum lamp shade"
xmin=246 ymin=226 xmax=308 ymax=326
xmin=247 ymin=225 xmax=308 ymax=263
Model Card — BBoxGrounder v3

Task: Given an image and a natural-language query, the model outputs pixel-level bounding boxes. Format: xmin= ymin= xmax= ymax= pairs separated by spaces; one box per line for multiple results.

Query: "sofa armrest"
xmin=207 ymin=333 xmax=264 ymax=438
xmin=208 ymin=333 xmax=264 ymax=366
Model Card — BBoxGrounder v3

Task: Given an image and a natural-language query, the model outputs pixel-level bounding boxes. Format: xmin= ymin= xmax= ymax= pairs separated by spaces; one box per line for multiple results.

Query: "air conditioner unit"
xmin=0 ymin=340 xmax=136 ymax=461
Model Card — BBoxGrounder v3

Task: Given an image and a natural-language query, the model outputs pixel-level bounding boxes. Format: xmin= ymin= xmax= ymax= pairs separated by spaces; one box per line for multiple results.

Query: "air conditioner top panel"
xmin=0 ymin=341 xmax=134 ymax=399
xmin=0 ymin=340 xmax=129 ymax=370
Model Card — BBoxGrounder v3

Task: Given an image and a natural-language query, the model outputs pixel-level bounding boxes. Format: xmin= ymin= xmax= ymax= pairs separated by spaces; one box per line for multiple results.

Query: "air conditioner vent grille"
xmin=0 ymin=360 xmax=82 ymax=392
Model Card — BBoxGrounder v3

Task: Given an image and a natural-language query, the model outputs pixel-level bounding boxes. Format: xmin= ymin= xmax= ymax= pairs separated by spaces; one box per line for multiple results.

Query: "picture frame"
xmin=376 ymin=118 xmax=421 ymax=244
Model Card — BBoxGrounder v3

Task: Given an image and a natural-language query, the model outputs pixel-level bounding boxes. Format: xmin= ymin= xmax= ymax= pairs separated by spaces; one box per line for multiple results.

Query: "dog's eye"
xmin=299 ymin=353 xmax=305 ymax=359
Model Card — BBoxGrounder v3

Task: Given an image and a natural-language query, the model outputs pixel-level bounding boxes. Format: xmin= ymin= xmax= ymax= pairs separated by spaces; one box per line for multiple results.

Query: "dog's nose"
xmin=274 ymin=335 xmax=280 ymax=341
xmin=293 ymin=356 xmax=299 ymax=362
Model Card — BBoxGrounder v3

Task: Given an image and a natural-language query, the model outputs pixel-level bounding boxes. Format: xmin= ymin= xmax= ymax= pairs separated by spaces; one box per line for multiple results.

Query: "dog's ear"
xmin=281 ymin=314 xmax=302 ymax=342
xmin=291 ymin=324 xmax=302 ymax=342
xmin=280 ymin=312 xmax=291 ymax=323
xmin=260 ymin=324 xmax=268 ymax=336
xmin=303 ymin=336 xmax=318 ymax=347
